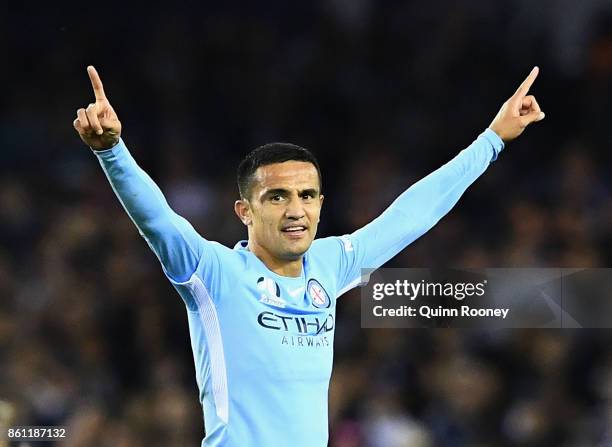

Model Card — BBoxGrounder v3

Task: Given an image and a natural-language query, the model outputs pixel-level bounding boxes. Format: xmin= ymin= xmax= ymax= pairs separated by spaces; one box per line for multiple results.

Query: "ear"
xmin=318 ymin=194 xmax=324 ymax=223
xmin=234 ymin=199 xmax=252 ymax=226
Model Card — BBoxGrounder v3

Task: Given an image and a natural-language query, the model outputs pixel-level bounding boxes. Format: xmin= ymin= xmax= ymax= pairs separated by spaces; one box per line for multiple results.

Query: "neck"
xmin=248 ymin=240 xmax=303 ymax=277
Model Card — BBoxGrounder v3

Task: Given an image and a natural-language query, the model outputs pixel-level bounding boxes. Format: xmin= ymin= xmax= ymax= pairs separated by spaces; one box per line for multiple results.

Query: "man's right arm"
xmin=94 ymin=139 xmax=204 ymax=282
xmin=73 ymin=66 xmax=205 ymax=282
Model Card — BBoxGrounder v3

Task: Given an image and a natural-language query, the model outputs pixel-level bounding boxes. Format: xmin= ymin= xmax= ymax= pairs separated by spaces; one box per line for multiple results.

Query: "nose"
xmin=285 ymin=196 xmax=305 ymax=220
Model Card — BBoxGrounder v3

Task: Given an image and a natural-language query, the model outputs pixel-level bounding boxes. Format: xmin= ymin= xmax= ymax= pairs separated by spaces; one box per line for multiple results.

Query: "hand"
xmin=73 ymin=66 xmax=122 ymax=150
xmin=489 ymin=66 xmax=545 ymax=143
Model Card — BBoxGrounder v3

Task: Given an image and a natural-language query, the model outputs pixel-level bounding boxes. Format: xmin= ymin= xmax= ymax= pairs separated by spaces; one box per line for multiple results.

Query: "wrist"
xmin=487 ymin=126 xmax=503 ymax=141
xmin=482 ymin=128 xmax=505 ymax=161
xmin=90 ymin=135 xmax=121 ymax=152
xmin=91 ymin=137 xmax=122 ymax=153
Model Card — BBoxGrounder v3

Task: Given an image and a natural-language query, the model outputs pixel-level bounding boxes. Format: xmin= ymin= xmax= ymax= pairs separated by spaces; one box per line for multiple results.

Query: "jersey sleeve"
xmin=94 ymin=139 xmax=213 ymax=288
xmin=334 ymin=128 xmax=504 ymax=296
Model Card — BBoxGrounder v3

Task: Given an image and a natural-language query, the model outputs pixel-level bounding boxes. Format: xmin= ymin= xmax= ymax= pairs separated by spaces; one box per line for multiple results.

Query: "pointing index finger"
xmin=513 ymin=66 xmax=539 ymax=99
xmin=87 ymin=65 xmax=107 ymax=101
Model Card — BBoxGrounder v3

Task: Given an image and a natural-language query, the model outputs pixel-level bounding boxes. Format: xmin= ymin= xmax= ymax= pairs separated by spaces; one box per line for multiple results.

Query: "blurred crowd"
xmin=1 ymin=1 xmax=611 ymax=446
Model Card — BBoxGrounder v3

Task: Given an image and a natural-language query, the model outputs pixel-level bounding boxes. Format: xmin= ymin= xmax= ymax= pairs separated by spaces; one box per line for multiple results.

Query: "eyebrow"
xmin=262 ymin=188 xmax=319 ymax=197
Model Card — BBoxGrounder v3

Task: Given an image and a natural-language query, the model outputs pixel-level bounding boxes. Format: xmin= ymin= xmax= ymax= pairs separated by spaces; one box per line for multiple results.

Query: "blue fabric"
xmin=94 ymin=128 xmax=503 ymax=446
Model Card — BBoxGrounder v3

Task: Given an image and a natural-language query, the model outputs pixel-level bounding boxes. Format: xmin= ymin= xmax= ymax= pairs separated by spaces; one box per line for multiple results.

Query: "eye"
xmin=301 ymin=192 xmax=314 ymax=200
xmin=270 ymin=194 xmax=283 ymax=202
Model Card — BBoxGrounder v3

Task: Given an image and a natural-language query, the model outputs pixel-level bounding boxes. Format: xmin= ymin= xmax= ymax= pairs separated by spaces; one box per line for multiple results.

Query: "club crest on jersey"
xmin=257 ymin=277 xmax=286 ymax=308
xmin=308 ymin=279 xmax=331 ymax=309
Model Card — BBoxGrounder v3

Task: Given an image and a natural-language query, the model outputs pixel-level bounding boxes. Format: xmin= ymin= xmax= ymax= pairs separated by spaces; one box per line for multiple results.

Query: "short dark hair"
xmin=237 ymin=142 xmax=322 ymax=199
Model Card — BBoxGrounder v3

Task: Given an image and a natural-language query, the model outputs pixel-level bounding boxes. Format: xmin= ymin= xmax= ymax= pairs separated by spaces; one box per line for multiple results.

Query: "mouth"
xmin=280 ymin=225 xmax=308 ymax=239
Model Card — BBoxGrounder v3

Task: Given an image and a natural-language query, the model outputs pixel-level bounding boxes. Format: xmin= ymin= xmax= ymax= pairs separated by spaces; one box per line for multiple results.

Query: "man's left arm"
xmin=338 ymin=67 xmax=545 ymax=290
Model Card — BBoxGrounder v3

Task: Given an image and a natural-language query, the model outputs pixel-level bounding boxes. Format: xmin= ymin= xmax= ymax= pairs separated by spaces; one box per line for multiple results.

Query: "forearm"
xmin=95 ymin=139 xmax=168 ymax=226
xmin=94 ymin=139 xmax=202 ymax=281
xmin=389 ymin=128 xmax=503 ymax=226
xmin=352 ymin=128 xmax=504 ymax=268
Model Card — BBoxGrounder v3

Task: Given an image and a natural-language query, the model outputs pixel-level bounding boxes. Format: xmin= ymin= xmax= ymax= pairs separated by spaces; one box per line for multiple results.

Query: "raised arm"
xmin=73 ymin=66 xmax=205 ymax=283
xmin=344 ymin=68 xmax=545 ymax=279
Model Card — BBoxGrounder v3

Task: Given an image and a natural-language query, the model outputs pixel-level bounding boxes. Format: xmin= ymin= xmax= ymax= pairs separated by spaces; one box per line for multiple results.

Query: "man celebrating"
xmin=73 ymin=65 xmax=544 ymax=446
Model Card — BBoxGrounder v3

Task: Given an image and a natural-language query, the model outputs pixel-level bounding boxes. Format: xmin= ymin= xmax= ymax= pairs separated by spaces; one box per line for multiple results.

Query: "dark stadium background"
xmin=1 ymin=2 xmax=611 ymax=446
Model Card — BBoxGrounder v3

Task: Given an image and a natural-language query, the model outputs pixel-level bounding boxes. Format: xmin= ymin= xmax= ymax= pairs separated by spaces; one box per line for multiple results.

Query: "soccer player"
xmin=73 ymin=65 xmax=544 ymax=446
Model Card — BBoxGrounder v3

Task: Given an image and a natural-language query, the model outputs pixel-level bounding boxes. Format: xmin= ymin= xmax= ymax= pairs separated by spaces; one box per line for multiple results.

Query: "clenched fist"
xmin=73 ymin=66 xmax=122 ymax=151
xmin=489 ymin=66 xmax=545 ymax=143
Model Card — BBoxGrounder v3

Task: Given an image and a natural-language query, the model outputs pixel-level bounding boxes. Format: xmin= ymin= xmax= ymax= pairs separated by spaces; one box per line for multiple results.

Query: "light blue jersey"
xmin=94 ymin=129 xmax=503 ymax=446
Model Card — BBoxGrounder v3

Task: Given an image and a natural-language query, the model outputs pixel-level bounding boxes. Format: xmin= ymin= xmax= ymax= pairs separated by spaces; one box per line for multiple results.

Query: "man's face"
xmin=238 ymin=161 xmax=324 ymax=262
